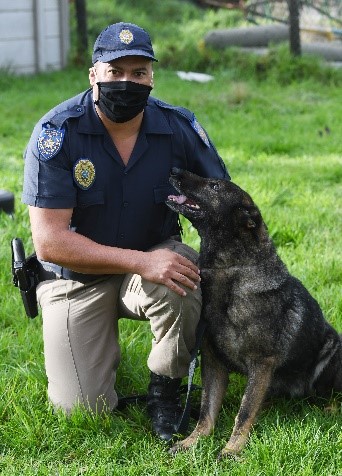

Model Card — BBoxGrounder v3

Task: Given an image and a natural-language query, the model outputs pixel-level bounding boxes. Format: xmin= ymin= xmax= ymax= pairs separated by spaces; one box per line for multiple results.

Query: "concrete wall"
xmin=0 ymin=0 xmax=69 ymax=74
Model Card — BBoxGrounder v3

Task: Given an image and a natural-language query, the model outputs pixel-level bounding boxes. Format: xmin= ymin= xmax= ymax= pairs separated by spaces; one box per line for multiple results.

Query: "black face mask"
xmin=94 ymin=81 xmax=152 ymax=123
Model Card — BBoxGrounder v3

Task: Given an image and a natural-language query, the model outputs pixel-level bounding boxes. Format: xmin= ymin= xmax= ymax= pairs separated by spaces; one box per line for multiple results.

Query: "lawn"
xmin=0 ymin=2 xmax=341 ymax=473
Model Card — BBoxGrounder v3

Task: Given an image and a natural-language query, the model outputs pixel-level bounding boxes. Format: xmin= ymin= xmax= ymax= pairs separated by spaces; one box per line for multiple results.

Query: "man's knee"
xmin=48 ymin=378 xmax=118 ymax=414
xmin=150 ymin=239 xmax=199 ymax=266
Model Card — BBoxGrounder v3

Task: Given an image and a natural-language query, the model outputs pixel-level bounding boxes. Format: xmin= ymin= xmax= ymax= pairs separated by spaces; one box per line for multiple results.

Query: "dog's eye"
xmin=210 ymin=183 xmax=219 ymax=191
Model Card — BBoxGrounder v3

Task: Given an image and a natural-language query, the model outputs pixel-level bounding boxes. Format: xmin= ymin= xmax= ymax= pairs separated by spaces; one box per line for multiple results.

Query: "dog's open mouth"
xmin=167 ymin=194 xmax=200 ymax=210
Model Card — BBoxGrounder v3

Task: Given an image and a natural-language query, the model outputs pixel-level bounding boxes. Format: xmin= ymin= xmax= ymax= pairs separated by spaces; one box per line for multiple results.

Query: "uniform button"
xmin=120 ymin=233 xmax=124 ymax=239
xmin=123 ymin=201 xmax=129 ymax=207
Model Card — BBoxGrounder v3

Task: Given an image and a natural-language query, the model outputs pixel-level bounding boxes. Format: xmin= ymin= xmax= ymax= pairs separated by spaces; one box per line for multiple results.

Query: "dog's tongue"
xmin=168 ymin=194 xmax=187 ymax=204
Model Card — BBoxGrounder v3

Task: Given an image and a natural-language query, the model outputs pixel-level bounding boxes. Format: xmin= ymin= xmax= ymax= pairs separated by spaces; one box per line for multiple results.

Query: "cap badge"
xmin=119 ymin=29 xmax=134 ymax=45
xmin=37 ymin=123 xmax=65 ymax=161
xmin=192 ymin=117 xmax=210 ymax=147
xmin=73 ymin=158 xmax=96 ymax=190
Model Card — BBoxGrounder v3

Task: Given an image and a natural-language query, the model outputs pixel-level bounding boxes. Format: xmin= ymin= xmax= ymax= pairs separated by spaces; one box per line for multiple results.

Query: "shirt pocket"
xmin=77 ymin=190 xmax=104 ymax=207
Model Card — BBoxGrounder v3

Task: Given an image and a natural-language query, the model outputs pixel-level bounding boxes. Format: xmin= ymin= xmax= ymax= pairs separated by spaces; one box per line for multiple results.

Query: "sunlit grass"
xmin=0 ymin=35 xmax=341 ymax=476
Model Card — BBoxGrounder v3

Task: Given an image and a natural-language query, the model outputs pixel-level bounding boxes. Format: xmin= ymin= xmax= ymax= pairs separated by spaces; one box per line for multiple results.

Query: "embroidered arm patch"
xmin=37 ymin=123 xmax=65 ymax=161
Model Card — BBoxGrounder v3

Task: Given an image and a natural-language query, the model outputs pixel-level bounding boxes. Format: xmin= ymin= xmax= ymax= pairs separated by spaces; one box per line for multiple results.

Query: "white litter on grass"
xmin=176 ymin=71 xmax=214 ymax=83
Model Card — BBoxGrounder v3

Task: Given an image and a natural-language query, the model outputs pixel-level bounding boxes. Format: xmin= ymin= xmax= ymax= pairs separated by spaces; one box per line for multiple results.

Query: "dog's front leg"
xmin=170 ymin=336 xmax=229 ymax=453
xmin=219 ymin=357 xmax=276 ymax=459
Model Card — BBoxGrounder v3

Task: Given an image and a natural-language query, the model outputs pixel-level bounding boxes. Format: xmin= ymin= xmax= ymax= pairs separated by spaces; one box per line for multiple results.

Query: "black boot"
xmin=146 ymin=372 xmax=183 ymax=442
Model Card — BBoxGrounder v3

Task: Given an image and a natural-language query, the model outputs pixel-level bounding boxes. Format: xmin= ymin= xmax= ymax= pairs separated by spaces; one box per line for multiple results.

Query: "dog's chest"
xmin=201 ymin=271 xmax=279 ymax=371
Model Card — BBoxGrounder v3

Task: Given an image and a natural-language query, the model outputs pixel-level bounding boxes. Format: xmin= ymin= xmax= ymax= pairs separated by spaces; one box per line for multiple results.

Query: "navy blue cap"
xmin=92 ymin=22 xmax=158 ymax=64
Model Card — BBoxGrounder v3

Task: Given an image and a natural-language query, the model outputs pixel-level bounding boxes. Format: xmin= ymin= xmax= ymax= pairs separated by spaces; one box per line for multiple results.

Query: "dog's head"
xmin=166 ymin=169 xmax=266 ymax=242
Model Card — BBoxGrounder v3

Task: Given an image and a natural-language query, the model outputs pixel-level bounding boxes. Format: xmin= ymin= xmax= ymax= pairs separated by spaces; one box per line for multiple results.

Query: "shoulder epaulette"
xmin=49 ymin=104 xmax=85 ymax=129
xmin=155 ymin=99 xmax=193 ymax=121
xmin=155 ymin=100 xmax=210 ymax=147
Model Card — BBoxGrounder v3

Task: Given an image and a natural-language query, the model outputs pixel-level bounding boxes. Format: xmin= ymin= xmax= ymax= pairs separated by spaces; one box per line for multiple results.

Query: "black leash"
xmin=117 ymin=393 xmax=147 ymax=410
xmin=117 ymin=383 xmax=202 ymax=412
xmin=176 ymin=317 xmax=206 ymax=434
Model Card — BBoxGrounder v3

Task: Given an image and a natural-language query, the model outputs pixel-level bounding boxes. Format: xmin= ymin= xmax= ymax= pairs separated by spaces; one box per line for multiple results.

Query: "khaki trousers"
xmin=36 ymin=239 xmax=201 ymax=413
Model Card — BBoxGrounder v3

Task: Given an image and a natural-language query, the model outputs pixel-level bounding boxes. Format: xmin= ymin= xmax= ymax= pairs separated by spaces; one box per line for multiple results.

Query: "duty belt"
xmin=38 ymin=260 xmax=107 ymax=284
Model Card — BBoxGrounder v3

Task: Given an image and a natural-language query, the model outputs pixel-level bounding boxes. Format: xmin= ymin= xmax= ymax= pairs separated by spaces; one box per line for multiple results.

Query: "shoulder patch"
xmin=73 ymin=158 xmax=96 ymax=190
xmin=37 ymin=123 xmax=65 ymax=161
xmin=191 ymin=117 xmax=210 ymax=147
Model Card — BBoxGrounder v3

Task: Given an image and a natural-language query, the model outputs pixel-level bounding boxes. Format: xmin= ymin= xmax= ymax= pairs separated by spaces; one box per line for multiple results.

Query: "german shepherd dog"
xmin=166 ymin=169 xmax=342 ymax=459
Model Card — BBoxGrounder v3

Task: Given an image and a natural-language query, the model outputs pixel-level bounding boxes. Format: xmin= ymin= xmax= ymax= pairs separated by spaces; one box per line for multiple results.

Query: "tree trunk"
xmin=75 ymin=0 xmax=88 ymax=64
xmin=288 ymin=0 xmax=301 ymax=56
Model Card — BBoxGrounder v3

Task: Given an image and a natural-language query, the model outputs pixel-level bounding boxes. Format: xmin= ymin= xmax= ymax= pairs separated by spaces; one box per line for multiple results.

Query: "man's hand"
xmin=138 ymin=248 xmax=201 ymax=297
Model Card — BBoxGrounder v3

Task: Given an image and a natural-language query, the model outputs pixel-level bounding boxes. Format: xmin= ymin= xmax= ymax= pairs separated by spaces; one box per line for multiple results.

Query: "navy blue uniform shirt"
xmin=23 ymin=89 xmax=229 ymax=252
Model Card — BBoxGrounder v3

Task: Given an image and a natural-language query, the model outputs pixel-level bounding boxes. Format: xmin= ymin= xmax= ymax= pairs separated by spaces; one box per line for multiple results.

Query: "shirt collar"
xmin=77 ymin=90 xmax=106 ymax=134
xmin=141 ymin=97 xmax=173 ymax=135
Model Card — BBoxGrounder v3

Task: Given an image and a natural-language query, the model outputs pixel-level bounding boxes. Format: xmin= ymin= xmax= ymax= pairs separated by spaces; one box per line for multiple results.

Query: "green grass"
xmin=1 ymin=1 xmax=342 ymax=474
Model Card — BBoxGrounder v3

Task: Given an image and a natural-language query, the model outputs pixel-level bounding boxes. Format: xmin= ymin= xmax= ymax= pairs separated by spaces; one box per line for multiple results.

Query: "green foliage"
xmin=254 ymin=44 xmax=342 ymax=85
xmin=68 ymin=0 xmax=342 ymax=86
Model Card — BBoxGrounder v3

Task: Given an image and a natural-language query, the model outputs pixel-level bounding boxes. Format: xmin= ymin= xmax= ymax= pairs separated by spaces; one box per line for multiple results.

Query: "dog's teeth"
xmin=167 ymin=194 xmax=200 ymax=209
xmin=168 ymin=194 xmax=187 ymax=204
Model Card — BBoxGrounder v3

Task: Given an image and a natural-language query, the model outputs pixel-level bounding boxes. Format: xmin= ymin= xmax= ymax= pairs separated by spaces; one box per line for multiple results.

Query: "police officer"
xmin=22 ymin=22 xmax=229 ymax=441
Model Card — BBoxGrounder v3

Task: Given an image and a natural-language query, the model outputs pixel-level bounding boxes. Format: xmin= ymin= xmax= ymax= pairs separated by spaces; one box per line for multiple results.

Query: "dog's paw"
xmin=169 ymin=438 xmax=196 ymax=455
xmin=169 ymin=441 xmax=187 ymax=455
xmin=324 ymin=400 xmax=340 ymax=414
xmin=217 ymin=449 xmax=244 ymax=462
xmin=217 ymin=435 xmax=247 ymax=461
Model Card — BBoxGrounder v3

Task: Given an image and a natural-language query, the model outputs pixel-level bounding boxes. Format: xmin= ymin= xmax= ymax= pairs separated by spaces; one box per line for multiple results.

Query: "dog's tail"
xmin=312 ymin=333 xmax=342 ymax=395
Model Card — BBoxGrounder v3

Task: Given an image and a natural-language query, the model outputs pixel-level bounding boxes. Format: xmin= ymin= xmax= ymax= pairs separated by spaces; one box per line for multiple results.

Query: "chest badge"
xmin=73 ymin=158 xmax=96 ymax=190
xmin=37 ymin=123 xmax=65 ymax=160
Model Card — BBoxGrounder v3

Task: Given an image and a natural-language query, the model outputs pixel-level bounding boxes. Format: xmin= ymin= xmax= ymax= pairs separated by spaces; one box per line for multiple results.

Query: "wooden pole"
xmin=75 ymin=0 xmax=88 ymax=64
xmin=287 ymin=0 xmax=301 ymax=56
